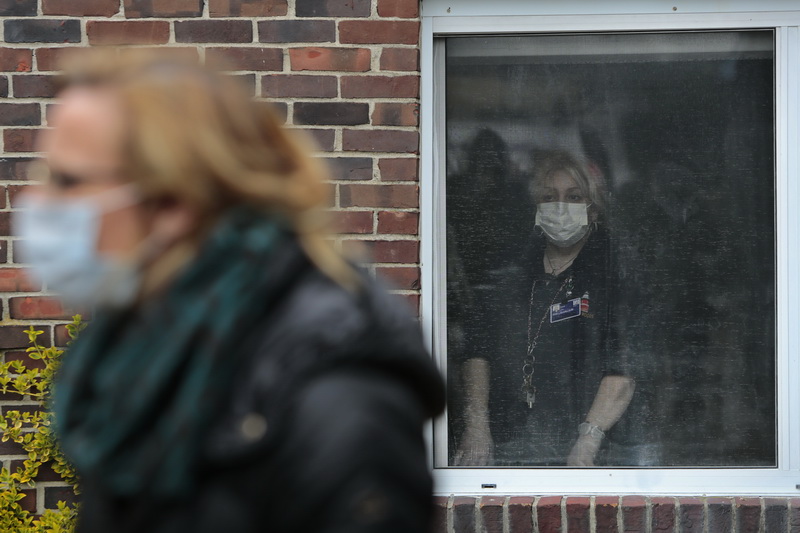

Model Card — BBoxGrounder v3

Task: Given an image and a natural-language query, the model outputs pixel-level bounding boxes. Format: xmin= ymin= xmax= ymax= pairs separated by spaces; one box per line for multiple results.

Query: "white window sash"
xmin=420 ymin=6 xmax=800 ymax=495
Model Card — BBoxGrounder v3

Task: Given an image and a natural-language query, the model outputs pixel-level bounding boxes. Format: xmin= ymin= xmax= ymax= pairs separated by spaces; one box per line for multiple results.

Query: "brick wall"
xmin=433 ymin=496 xmax=800 ymax=532
xmin=0 ymin=0 xmax=419 ymax=518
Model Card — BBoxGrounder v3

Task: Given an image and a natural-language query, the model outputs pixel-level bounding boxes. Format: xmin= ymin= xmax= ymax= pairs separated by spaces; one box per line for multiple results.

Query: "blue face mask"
xmin=13 ymin=185 xmax=143 ymax=309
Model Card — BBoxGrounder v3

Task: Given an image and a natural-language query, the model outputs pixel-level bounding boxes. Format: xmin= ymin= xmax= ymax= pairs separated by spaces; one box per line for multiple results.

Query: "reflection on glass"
xmin=445 ymin=31 xmax=775 ymax=467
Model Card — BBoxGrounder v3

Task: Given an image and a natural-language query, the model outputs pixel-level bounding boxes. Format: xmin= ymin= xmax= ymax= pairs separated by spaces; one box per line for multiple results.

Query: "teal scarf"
xmin=54 ymin=208 xmax=289 ymax=498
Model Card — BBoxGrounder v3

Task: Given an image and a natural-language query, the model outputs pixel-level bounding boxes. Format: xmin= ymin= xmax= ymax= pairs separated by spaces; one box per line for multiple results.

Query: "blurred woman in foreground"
xmin=13 ymin=51 xmax=444 ymax=533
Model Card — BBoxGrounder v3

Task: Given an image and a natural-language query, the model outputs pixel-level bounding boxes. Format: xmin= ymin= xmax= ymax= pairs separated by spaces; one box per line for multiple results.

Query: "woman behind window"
xmin=455 ymin=151 xmax=637 ymax=467
xmin=13 ymin=50 xmax=444 ymax=533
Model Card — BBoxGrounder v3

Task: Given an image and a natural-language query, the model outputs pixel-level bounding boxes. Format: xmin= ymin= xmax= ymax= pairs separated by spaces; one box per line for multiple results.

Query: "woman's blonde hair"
xmin=530 ymin=150 xmax=607 ymax=223
xmin=58 ymin=49 xmax=354 ymax=290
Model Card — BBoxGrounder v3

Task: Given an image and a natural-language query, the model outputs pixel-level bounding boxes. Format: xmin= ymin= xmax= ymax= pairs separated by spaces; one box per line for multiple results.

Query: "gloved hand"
xmin=454 ymin=421 xmax=494 ymax=466
xmin=566 ymin=433 xmax=602 ymax=466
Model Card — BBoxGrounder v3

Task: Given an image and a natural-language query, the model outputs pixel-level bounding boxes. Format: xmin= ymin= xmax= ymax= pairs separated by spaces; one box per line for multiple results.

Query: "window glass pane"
xmin=445 ymin=31 xmax=775 ymax=468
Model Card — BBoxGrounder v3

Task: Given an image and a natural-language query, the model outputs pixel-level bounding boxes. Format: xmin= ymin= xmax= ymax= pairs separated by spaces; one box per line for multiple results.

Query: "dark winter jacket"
xmin=74 ymin=238 xmax=445 ymax=533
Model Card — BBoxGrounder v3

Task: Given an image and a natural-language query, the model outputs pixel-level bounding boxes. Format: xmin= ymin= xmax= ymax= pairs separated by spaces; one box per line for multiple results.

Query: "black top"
xmin=461 ymin=229 xmax=641 ymax=462
xmin=74 ymin=237 xmax=446 ymax=533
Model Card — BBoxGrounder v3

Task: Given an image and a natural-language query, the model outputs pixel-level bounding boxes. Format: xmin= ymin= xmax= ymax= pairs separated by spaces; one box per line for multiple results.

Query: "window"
xmin=420 ymin=2 xmax=800 ymax=494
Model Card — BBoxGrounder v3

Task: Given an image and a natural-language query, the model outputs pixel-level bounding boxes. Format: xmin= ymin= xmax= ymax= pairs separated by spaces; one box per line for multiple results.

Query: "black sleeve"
xmin=264 ymin=369 xmax=435 ymax=533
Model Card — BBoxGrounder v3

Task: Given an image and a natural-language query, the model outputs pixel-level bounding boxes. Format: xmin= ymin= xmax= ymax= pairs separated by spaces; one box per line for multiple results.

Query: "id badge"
xmin=550 ymin=297 xmax=581 ymax=323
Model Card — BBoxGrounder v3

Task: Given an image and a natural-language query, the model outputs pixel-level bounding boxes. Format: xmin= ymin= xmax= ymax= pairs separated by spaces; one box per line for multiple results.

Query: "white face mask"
xmin=535 ymin=202 xmax=590 ymax=248
xmin=13 ymin=185 xmax=143 ymax=309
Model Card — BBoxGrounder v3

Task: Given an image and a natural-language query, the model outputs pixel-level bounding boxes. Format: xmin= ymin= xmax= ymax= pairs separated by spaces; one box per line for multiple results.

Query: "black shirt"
xmin=461 ymin=229 xmax=633 ymax=463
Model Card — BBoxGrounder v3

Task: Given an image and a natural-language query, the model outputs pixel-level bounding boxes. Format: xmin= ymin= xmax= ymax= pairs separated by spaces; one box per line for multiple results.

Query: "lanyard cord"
xmin=522 ymin=274 xmax=573 ymax=407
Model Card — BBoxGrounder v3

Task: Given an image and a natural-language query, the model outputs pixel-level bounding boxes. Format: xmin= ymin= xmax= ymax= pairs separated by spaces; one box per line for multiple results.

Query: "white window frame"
xmin=419 ymin=0 xmax=800 ymax=495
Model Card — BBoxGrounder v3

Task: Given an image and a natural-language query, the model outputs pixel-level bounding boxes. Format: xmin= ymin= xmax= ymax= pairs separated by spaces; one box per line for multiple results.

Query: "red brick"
xmin=0 ymin=0 xmax=36 ymax=16
xmin=35 ymin=47 xmax=90 ymax=71
xmin=0 ymin=324 xmax=47 ymax=349
xmin=323 ymin=157 xmax=372 ymax=181
xmin=343 ymin=130 xmax=418 ymax=154
xmin=733 ymin=498 xmax=761 ymax=531
xmin=2 ymin=405 xmax=40 ymax=419
xmin=3 ymin=129 xmax=37 ymax=153
xmin=339 ymin=20 xmax=419 ymax=45
xmin=87 ymin=21 xmax=170 ymax=45
xmin=19 ymin=490 xmax=36 ymax=513
xmin=480 ymin=496 xmax=505 ymax=533
xmin=9 ymin=297 xmax=71 ymax=320
xmin=12 ymin=74 xmax=59 ymax=98
xmin=0 ymin=438 xmax=27 ymax=455
xmin=622 ymin=496 xmax=647 ymax=532
xmin=596 ymin=496 xmax=619 ymax=533
xmin=377 ymin=211 xmax=417 ymax=234
xmin=8 ymin=184 xmax=34 ymax=207
xmin=380 ymin=47 xmax=418 ymax=72
xmin=229 ymin=73 xmax=256 ymax=97
xmin=296 ymin=0 xmax=369 ymax=17
xmin=0 ymin=103 xmax=40 ymax=126
xmin=0 ymin=48 xmax=32 ymax=72
xmin=0 ymin=158 xmax=31 ymax=181
xmin=44 ymin=486 xmax=77 ymax=509
xmin=290 ymin=47 xmax=370 ymax=72
xmin=707 ymin=498 xmax=732 ymax=533
xmin=765 ymin=498 xmax=788 ymax=533
xmin=509 ymin=496 xmax=534 ymax=533
xmin=372 ymin=102 xmax=418 ymax=126
xmin=341 ymin=75 xmax=419 ymax=98
xmin=0 ymin=268 xmax=40 ymax=292
xmin=206 ymin=47 xmax=282 ymax=71
xmin=342 ymin=239 xmax=418 ymax=264
xmin=453 ymin=496 xmax=476 ymax=533
xmin=398 ymin=293 xmax=419 ymax=315
xmin=295 ymin=102 xmax=369 ymax=126
xmin=36 ymin=48 xmax=65 ymax=71
xmin=262 ymin=74 xmax=337 ymax=98
xmin=566 ymin=497 xmax=590 ymax=533
xmin=5 ymin=19 xmax=81 ymax=44
xmin=340 ymin=184 xmax=417 ymax=208
xmin=35 ymin=461 xmax=64 ymax=482
xmin=258 ymin=20 xmax=334 ymax=43
xmin=175 ymin=20 xmax=252 ymax=44
xmin=2 ymin=350 xmax=47 ymax=371
xmin=0 ymin=212 xmax=10 ymax=235
xmin=790 ymin=498 xmax=800 ymax=531
xmin=43 ymin=0 xmax=119 ymax=16
xmin=296 ymin=128 xmax=334 ymax=151
xmin=330 ymin=211 xmax=372 ymax=234
xmin=377 ymin=0 xmax=418 ymax=18
xmin=210 ymin=0 xmax=287 ymax=16
xmin=679 ymin=498 xmax=705 ymax=533
xmin=652 ymin=497 xmax=677 ymax=532
xmin=125 ymin=0 xmax=203 ymax=17
xmin=379 ymin=158 xmax=417 ymax=181
xmin=537 ymin=497 xmax=563 ymax=533
xmin=431 ymin=497 xmax=448 ymax=533
xmin=375 ymin=266 xmax=418 ymax=290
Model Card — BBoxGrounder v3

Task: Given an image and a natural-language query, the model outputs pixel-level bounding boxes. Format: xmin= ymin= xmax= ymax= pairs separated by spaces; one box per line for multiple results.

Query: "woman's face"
xmin=35 ymin=87 xmax=151 ymax=261
xmin=534 ymin=170 xmax=589 ymax=205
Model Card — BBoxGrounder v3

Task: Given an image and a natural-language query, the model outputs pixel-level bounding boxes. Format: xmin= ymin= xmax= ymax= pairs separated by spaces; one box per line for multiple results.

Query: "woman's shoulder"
xmin=245 ymin=253 xmax=443 ymax=408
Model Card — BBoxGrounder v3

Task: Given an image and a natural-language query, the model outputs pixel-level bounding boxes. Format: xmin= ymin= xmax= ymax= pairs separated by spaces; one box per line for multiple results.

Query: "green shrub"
xmin=0 ymin=315 xmax=83 ymax=532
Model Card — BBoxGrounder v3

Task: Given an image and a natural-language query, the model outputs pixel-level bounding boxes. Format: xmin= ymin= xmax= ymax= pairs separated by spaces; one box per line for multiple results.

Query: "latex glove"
xmin=454 ymin=422 xmax=494 ymax=466
xmin=566 ymin=433 xmax=603 ymax=466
